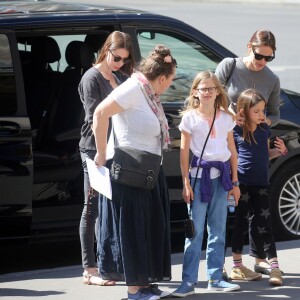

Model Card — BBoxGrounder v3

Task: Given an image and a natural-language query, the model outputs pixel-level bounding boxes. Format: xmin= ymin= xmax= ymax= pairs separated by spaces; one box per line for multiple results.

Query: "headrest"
xmin=65 ymin=41 xmax=84 ymax=68
xmin=84 ymin=32 xmax=109 ymax=53
xmin=65 ymin=41 xmax=95 ymax=69
xmin=80 ymin=43 xmax=95 ymax=68
xmin=31 ymin=36 xmax=61 ymax=64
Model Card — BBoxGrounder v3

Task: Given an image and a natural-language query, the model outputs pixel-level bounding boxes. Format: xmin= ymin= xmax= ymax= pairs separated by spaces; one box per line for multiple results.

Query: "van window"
xmin=0 ymin=34 xmax=17 ymax=115
xmin=16 ymin=33 xmax=99 ymax=151
xmin=137 ymin=30 xmax=220 ymax=103
xmin=17 ymin=34 xmax=87 ymax=72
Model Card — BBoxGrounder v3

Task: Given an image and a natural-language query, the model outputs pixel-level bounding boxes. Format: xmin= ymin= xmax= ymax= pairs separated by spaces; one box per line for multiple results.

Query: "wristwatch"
xmin=232 ymin=181 xmax=240 ymax=187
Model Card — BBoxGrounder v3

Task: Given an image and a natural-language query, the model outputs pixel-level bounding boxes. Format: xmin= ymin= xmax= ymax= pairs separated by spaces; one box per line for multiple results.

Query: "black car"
xmin=0 ymin=0 xmax=299 ymax=245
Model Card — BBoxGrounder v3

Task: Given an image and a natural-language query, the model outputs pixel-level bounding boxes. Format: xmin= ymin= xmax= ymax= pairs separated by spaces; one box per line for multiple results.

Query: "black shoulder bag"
xmin=225 ymin=58 xmax=236 ymax=86
xmin=110 ymin=128 xmax=162 ymax=190
xmin=184 ymin=105 xmax=217 ymax=239
xmin=224 ymin=58 xmax=236 ymax=110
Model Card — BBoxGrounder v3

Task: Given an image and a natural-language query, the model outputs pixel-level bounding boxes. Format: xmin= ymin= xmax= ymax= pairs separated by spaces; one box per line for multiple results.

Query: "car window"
xmin=15 ymin=34 xmax=89 ymax=149
xmin=17 ymin=34 xmax=87 ymax=72
xmin=137 ymin=30 xmax=220 ymax=103
xmin=50 ymin=35 xmax=86 ymax=71
xmin=0 ymin=34 xmax=17 ymax=115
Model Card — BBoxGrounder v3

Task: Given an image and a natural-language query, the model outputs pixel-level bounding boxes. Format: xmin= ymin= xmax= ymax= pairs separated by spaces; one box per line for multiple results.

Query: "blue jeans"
xmin=79 ymin=149 xmax=99 ymax=269
xmin=182 ymin=177 xmax=227 ymax=284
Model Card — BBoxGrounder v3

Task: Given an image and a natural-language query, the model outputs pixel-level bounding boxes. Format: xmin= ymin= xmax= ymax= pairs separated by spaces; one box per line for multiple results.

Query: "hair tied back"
xmin=164 ymin=55 xmax=172 ymax=63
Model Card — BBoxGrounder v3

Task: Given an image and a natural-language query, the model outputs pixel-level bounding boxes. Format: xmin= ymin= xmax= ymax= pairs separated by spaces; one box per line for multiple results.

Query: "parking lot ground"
xmin=0 ymin=239 xmax=299 ymax=300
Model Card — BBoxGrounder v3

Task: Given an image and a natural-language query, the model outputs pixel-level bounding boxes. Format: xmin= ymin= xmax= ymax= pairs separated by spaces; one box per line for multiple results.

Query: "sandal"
xmin=83 ymin=271 xmax=116 ymax=286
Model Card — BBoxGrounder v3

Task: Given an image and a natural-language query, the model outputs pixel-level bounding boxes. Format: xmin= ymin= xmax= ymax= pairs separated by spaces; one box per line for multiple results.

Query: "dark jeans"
xmin=231 ymin=184 xmax=277 ymax=259
xmin=79 ymin=149 xmax=99 ymax=269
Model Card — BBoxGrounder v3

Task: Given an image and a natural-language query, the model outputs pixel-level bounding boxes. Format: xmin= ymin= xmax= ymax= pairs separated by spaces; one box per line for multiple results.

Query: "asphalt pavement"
xmin=0 ymin=239 xmax=299 ymax=300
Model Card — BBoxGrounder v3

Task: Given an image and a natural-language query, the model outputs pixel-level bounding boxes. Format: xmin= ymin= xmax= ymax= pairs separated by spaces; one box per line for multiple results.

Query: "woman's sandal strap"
xmin=83 ymin=272 xmax=116 ymax=286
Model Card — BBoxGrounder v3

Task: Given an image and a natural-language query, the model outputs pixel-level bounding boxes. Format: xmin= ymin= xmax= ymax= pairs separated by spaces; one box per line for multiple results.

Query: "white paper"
xmin=86 ymin=158 xmax=112 ymax=200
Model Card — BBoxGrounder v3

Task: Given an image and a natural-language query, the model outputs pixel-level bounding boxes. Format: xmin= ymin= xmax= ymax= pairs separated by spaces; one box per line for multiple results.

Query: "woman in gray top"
xmin=78 ymin=31 xmax=134 ymax=286
xmin=215 ymin=29 xmax=280 ymax=281
xmin=215 ymin=29 xmax=280 ymax=127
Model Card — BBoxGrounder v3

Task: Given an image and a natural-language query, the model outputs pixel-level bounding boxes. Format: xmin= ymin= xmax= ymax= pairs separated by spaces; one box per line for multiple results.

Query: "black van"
xmin=1 ymin=0 xmax=300 ymax=244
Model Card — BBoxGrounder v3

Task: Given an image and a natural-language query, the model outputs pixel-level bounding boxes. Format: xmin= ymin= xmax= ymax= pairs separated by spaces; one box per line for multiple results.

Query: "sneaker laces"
xmin=149 ymin=284 xmax=159 ymax=291
xmin=174 ymin=282 xmax=194 ymax=294
xmin=238 ymin=266 xmax=257 ymax=276
xmin=139 ymin=288 xmax=151 ymax=297
xmin=270 ymin=268 xmax=283 ymax=278
xmin=147 ymin=284 xmax=160 ymax=295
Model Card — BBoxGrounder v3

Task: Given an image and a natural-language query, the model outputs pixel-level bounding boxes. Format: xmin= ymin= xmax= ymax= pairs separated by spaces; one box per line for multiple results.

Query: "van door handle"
xmin=0 ymin=121 xmax=21 ymax=136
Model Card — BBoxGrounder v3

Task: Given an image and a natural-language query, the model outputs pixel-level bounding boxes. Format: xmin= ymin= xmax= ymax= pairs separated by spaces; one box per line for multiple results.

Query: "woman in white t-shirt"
xmin=93 ymin=45 xmax=177 ymax=300
xmin=172 ymin=71 xmax=240 ymax=297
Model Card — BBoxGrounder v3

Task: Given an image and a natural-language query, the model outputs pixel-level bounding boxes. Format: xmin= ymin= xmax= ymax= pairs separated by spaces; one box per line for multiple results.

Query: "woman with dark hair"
xmin=78 ymin=31 xmax=134 ymax=286
xmin=215 ymin=29 xmax=281 ymax=282
xmin=93 ymin=44 xmax=176 ymax=300
xmin=216 ymin=29 xmax=280 ymax=128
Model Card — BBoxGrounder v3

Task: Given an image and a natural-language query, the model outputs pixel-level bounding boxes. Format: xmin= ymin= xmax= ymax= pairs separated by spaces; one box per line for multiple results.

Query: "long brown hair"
xmin=95 ymin=31 xmax=134 ymax=76
xmin=181 ymin=71 xmax=233 ymax=117
xmin=237 ymin=88 xmax=266 ymax=144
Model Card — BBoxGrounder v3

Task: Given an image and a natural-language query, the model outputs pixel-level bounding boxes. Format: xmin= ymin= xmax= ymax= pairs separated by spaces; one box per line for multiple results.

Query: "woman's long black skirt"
xmin=97 ymin=166 xmax=171 ymax=286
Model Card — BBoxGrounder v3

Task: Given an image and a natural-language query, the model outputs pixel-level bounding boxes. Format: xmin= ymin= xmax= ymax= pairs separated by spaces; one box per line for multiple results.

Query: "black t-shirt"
xmin=78 ymin=67 xmax=124 ymax=151
xmin=234 ymin=123 xmax=271 ymax=186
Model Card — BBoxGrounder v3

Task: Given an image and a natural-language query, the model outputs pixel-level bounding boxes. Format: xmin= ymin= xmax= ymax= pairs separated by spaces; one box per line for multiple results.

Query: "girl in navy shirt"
xmin=230 ymin=89 xmax=287 ymax=286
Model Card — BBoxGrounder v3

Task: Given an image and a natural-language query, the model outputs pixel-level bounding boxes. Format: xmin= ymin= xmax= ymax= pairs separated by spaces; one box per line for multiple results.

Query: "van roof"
xmin=0 ymin=1 xmax=168 ymax=30
xmin=0 ymin=0 xmax=144 ymax=15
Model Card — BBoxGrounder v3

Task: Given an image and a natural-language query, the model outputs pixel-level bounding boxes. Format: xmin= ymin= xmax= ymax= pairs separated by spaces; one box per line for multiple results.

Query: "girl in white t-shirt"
xmin=172 ymin=71 xmax=240 ymax=297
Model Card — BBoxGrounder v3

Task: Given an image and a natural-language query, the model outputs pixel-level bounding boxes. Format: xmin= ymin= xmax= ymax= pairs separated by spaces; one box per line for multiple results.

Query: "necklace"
xmin=100 ymin=71 xmax=112 ymax=76
xmin=250 ymin=70 xmax=257 ymax=89
xmin=243 ymin=57 xmax=257 ymax=88
xmin=96 ymin=64 xmax=117 ymax=87
xmin=247 ymin=65 xmax=258 ymax=89
xmin=99 ymin=70 xmax=114 ymax=83
xmin=100 ymin=70 xmax=118 ymax=88
xmin=95 ymin=63 xmax=112 ymax=77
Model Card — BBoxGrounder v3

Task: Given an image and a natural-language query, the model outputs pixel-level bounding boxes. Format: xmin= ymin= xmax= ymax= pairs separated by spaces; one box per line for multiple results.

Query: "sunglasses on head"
xmin=252 ymin=47 xmax=275 ymax=62
xmin=109 ymin=50 xmax=131 ymax=64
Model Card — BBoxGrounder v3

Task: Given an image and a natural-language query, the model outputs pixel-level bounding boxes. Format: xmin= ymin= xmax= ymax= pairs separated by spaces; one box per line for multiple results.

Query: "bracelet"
xmin=281 ymin=149 xmax=288 ymax=156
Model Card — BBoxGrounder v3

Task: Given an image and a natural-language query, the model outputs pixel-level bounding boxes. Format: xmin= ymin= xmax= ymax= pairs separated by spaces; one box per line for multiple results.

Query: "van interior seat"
xmin=19 ymin=35 xmax=104 ymax=182
xmin=84 ymin=32 xmax=110 ymax=55
xmin=30 ymin=36 xmax=61 ymax=71
xmin=48 ymin=40 xmax=95 ymax=150
xmin=21 ymin=36 xmax=62 ymax=134
xmin=64 ymin=40 xmax=95 ymax=72
xmin=32 ymin=39 xmax=96 ymax=182
xmin=18 ymin=36 xmax=69 ymax=180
